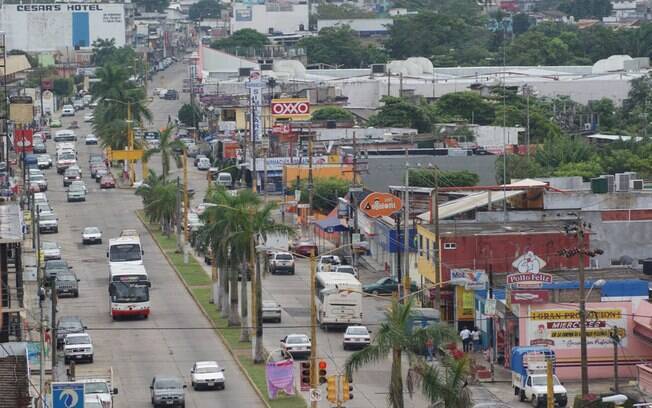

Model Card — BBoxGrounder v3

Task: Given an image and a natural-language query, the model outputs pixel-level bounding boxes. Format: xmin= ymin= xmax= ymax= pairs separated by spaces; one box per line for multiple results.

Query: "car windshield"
xmin=59 ymin=152 xmax=75 ymax=160
xmin=42 ymin=242 xmax=58 ymax=250
xmin=276 ymin=254 xmax=293 ymax=260
xmin=532 ymin=376 xmax=560 ymax=386
xmin=110 ymin=282 xmax=149 ymax=302
xmin=109 ymin=244 xmax=141 ymax=262
xmin=320 ymin=257 xmax=338 ymax=264
xmin=338 ymin=266 xmax=354 ymax=273
xmin=66 ymin=335 xmax=90 ymax=345
xmin=59 ymin=320 xmax=81 ymax=330
xmin=84 ymin=227 xmax=100 ymax=234
xmin=263 ymin=301 xmax=278 ymax=308
xmin=195 ymin=365 xmax=219 ymax=374
xmin=57 ymin=274 xmax=76 ymax=281
xmin=30 ymin=174 xmax=44 ymax=181
xmin=40 ymin=213 xmax=56 ymax=221
xmin=155 ymin=379 xmax=182 ymax=389
xmin=347 ymin=327 xmax=368 ymax=335
xmin=85 ymin=382 xmax=109 ymax=394
xmin=70 ymin=184 xmax=84 ymax=192
xmin=39 ymin=155 xmax=50 ymax=161
xmin=65 ymin=170 xmax=80 ymax=177
xmin=287 ymin=336 xmax=308 ymax=344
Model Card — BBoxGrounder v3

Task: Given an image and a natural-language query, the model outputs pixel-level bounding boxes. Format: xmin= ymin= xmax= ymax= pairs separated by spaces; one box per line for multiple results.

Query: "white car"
xmin=269 ymin=252 xmax=295 ymax=275
xmin=70 ymin=180 xmax=87 ymax=193
xmin=79 ymin=379 xmax=117 ymax=408
xmin=158 ymin=89 xmax=168 ymax=98
xmin=343 ymin=325 xmax=371 ymax=350
xmin=280 ymin=334 xmax=311 ymax=359
xmin=61 ymin=105 xmax=75 ymax=116
xmin=82 ymin=226 xmax=102 ymax=245
xmin=317 ymin=255 xmax=342 ymax=272
xmin=190 ymin=361 xmax=225 ymax=390
xmin=197 ymin=157 xmax=211 ymax=170
xmin=84 ymin=113 xmax=94 ymax=123
xmin=262 ymin=300 xmax=282 ymax=323
xmin=37 ymin=154 xmax=52 ymax=169
xmin=41 ymin=241 xmax=61 ymax=260
xmin=85 ymin=134 xmax=98 ymax=144
xmin=63 ymin=332 xmax=93 ymax=364
xmin=333 ymin=265 xmax=358 ymax=278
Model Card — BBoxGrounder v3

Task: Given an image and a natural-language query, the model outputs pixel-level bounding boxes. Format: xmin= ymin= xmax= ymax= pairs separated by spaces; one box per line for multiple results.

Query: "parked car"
xmin=85 ymin=134 xmax=98 ymax=144
xmin=343 ymin=325 xmax=371 ymax=350
xmin=63 ymin=333 xmax=93 ymax=364
xmin=269 ymin=252 xmax=295 ymax=275
xmin=333 ymin=265 xmax=358 ymax=278
xmin=150 ymin=376 xmax=186 ymax=407
xmin=262 ymin=301 xmax=282 ymax=323
xmin=33 ymin=142 xmax=47 ymax=154
xmin=190 ymin=361 xmax=225 ymax=390
xmin=100 ymin=175 xmax=116 ymax=189
xmin=45 ymin=259 xmax=70 ymax=281
xmin=164 ymin=89 xmax=178 ymax=100
xmin=37 ymin=154 xmax=52 ymax=169
xmin=95 ymin=167 xmax=109 ymax=182
xmin=196 ymin=157 xmax=211 ymax=170
xmin=56 ymin=269 xmax=80 ymax=297
xmin=291 ymin=239 xmax=318 ymax=257
xmin=362 ymin=277 xmax=419 ymax=295
xmin=317 ymin=255 xmax=342 ymax=272
xmin=280 ymin=334 xmax=311 ymax=359
xmin=61 ymin=105 xmax=75 ymax=116
xmin=82 ymin=227 xmax=102 ymax=244
xmin=38 ymin=211 xmax=59 ymax=233
xmin=56 ymin=316 xmax=86 ymax=348
xmin=41 ymin=241 xmax=61 ymax=260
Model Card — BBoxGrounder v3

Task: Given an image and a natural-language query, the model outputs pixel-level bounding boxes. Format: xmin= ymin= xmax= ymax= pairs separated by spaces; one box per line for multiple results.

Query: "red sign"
xmin=271 ymin=99 xmax=310 ymax=117
xmin=272 ymin=124 xmax=292 ymax=135
xmin=506 ymin=272 xmax=553 ymax=288
xmin=359 ymin=192 xmax=402 ymax=218
xmin=509 ymin=290 xmax=549 ymax=304
xmin=14 ymin=129 xmax=33 ymax=154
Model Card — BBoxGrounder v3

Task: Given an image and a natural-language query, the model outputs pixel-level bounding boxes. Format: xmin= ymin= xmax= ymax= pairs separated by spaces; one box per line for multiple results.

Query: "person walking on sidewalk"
xmin=471 ymin=327 xmax=481 ymax=352
xmin=460 ymin=327 xmax=471 ymax=352
xmin=425 ymin=338 xmax=434 ymax=361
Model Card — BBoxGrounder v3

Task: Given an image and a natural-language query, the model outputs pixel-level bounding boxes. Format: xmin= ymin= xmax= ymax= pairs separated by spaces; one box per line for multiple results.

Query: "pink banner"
xmin=266 ymin=359 xmax=295 ymax=399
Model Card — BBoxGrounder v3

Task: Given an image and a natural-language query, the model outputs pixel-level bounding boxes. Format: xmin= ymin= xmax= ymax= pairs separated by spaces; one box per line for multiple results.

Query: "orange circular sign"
xmin=359 ymin=192 xmax=403 ymax=218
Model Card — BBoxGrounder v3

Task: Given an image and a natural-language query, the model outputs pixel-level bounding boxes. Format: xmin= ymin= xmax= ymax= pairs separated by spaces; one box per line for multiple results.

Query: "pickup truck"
xmin=73 ymin=367 xmax=119 ymax=408
xmin=512 ymin=346 xmax=568 ymax=407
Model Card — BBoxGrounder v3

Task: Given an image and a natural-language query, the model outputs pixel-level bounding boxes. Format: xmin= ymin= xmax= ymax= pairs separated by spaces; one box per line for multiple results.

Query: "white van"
xmin=216 ymin=172 xmax=232 ymax=187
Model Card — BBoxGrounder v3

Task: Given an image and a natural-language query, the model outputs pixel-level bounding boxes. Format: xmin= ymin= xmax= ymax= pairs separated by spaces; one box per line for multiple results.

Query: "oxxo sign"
xmin=271 ymin=98 xmax=310 ymax=118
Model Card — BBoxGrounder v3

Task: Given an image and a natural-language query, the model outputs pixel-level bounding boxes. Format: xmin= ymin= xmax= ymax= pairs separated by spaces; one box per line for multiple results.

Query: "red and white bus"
xmin=108 ymin=264 xmax=150 ymax=320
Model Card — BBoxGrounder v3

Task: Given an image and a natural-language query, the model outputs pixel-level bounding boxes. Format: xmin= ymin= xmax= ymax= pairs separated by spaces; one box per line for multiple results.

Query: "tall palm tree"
xmin=143 ymin=126 xmax=184 ymax=179
xmin=142 ymin=179 xmax=177 ymax=235
xmin=407 ymin=356 xmax=472 ymax=408
xmin=345 ymin=298 xmax=457 ymax=408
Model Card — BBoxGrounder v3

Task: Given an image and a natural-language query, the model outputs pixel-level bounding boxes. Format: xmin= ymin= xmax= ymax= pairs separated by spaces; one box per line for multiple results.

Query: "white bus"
xmin=107 ymin=236 xmax=144 ymax=266
xmin=315 ymin=272 xmax=363 ymax=329
xmin=108 ymin=264 xmax=150 ymax=319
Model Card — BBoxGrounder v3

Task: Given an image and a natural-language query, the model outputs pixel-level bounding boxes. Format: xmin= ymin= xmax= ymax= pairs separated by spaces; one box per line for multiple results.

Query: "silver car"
xmin=41 ymin=241 xmax=61 ymax=260
xmin=67 ymin=183 xmax=86 ymax=202
xmin=262 ymin=300 xmax=282 ymax=323
xmin=150 ymin=376 xmax=186 ymax=407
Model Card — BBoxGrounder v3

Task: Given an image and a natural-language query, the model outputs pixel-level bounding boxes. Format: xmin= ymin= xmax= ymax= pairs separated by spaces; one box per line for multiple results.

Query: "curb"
xmin=136 ymin=211 xmax=272 ymax=408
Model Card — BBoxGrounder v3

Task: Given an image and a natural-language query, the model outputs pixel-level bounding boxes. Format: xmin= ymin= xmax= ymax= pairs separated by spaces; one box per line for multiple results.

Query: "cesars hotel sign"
xmin=15 ymin=4 xmax=104 ymax=11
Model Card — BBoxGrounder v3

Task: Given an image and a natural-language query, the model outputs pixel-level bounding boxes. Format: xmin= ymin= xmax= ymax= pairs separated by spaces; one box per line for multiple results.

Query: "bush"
xmin=409 ymin=169 xmax=479 ymax=187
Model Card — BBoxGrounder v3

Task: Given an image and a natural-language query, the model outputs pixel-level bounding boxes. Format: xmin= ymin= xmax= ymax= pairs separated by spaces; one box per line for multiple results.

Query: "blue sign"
xmin=52 ymin=382 xmax=84 ymax=408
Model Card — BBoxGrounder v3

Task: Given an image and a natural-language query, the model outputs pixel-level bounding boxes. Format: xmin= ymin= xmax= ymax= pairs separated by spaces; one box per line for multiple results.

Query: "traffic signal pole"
xmin=310 ymin=251 xmax=317 ymax=408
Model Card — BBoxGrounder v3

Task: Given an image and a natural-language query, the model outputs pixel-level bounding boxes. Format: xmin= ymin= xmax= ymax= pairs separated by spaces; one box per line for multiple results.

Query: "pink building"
xmin=517 ymin=300 xmax=652 ymax=380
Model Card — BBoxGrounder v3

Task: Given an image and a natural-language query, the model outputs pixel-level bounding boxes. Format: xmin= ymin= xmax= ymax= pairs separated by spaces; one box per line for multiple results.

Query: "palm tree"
xmin=345 ymin=298 xmax=457 ymax=408
xmin=407 ymin=356 xmax=472 ymax=408
xmin=142 ymin=179 xmax=177 ymax=235
xmin=143 ymin=126 xmax=184 ymax=179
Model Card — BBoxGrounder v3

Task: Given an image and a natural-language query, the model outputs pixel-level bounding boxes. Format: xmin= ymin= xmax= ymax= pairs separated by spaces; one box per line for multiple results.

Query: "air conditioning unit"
xmin=615 ymin=173 xmax=631 ymax=192
xmin=371 ymin=64 xmax=386 ymax=74
xmin=631 ymin=179 xmax=644 ymax=190
xmin=601 ymin=174 xmax=615 ymax=192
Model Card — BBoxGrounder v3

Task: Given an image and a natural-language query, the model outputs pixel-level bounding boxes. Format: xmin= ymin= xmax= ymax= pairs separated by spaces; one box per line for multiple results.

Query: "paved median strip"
xmin=137 ymin=210 xmax=306 ymax=408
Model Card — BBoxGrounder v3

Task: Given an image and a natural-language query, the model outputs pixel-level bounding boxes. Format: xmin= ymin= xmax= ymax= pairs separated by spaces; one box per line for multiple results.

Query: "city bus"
xmin=315 ymin=272 xmax=363 ymax=329
xmin=108 ymin=264 xmax=150 ymax=319
xmin=107 ymin=236 xmax=144 ymax=266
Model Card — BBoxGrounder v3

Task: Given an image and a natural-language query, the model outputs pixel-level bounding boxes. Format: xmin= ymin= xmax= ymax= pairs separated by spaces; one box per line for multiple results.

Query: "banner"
xmin=265 ymin=359 xmax=295 ymax=399
xmin=14 ymin=129 xmax=34 ymax=153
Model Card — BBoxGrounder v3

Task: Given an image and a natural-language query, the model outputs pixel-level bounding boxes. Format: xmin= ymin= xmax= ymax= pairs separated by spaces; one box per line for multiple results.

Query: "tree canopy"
xmin=367 ymin=97 xmax=435 ymax=133
xmin=409 ymin=169 xmax=479 ymax=188
xmin=133 ymin=0 xmax=169 ymax=12
xmin=189 ymin=0 xmax=221 ymax=21
xmin=211 ymin=29 xmax=269 ymax=51
xmin=311 ymin=107 xmax=354 ymax=122
xmin=314 ymin=3 xmax=375 ymax=19
xmin=178 ymin=103 xmax=203 ymax=127
xmin=298 ymin=26 xmax=386 ymax=68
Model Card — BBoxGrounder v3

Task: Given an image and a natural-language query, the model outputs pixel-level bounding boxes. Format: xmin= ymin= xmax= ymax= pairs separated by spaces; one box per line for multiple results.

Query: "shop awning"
xmin=633 ymin=301 xmax=652 ymax=341
xmin=313 ymin=216 xmax=348 ymax=233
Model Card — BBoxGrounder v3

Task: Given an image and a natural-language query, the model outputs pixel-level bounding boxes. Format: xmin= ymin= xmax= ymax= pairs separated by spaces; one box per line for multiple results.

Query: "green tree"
xmin=367 ymin=97 xmax=435 ymax=133
xmin=140 ymin=178 xmax=178 ymax=235
xmin=558 ymin=0 xmax=612 ymax=19
xmin=345 ymin=298 xmax=457 ymax=408
xmin=211 ymin=29 xmax=270 ymax=50
xmin=495 ymin=155 xmax=548 ymax=183
xmin=408 ymin=356 xmax=472 ymax=408
xmin=91 ymin=38 xmax=117 ymax=66
xmin=189 ymin=0 xmax=221 ymax=20
xmin=315 ymin=3 xmax=375 ymax=19
xmin=133 ymin=0 xmax=170 ymax=12
xmin=409 ymin=169 xmax=479 ymax=188
xmin=298 ymin=26 xmax=386 ymax=68
xmin=53 ymin=78 xmax=73 ymax=97
xmin=290 ymin=177 xmax=350 ymax=214
xmin=535 ymin=134 xmax=595 ymax=171
xmin=143 ymin=126 xmax=184 ymax=179
xmin=512 ymin=13 xmax=532 ymax=35
xmin=435 ymin=92 xmax=495 ymax=125
xmin=311 ymin=106 xmax=354 ymax=122
xmin=178 ymin=103 xmax=204 ymax=127
xmin=552 ymin=160 xmax=604 ymax=179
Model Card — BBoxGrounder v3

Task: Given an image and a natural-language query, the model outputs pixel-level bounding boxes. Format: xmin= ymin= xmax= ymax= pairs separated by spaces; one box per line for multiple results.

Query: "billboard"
xmin=0 ymin=3 xmax=126 ymax=52
xmin=14 ymin=129 xmax=33 ymax=154
xmin=271 ymin=98 xmax=310 ymax=119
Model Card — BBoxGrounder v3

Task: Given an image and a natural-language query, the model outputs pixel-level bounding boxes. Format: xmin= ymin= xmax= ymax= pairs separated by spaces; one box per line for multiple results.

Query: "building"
xmin=317 ymin=18 xmax=393 ymax=37
xmin=0 ymin=3 xmax=127 ymax=52
xmin=0 ymin=342 xmax=30 ymax=408
xmin=230 ymin=3 xmax=309 ymax=35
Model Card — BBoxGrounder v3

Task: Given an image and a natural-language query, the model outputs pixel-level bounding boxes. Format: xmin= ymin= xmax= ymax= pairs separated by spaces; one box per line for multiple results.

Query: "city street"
xmin=45 ymin=69 xmax=265 ymax=407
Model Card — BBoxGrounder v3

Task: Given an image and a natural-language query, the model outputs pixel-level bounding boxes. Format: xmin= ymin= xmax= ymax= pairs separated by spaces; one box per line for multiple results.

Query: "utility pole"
xmin=577 ymin=214 xmax=589 ymax=402
xmin=175 ymin=177 xmax=182 ymax=253
xmin=307 ymin=131 xmax=314 ymax=231
xmin=546 ymin=359 xmax=554 ymax=408
xmin=183 ymin=149 xmax=189 ymax=243
xmin=395 ymin=215 xmax=402 ymax=302
xmin=127 ymin=101 xmax=135 ymax=185
xmin=36 ymin=208 xmax=45 ymax=407
xmin=50 ymin=274 xmax=57 ymax=379
xmin=309 ymin=251 xmax=318 ymax=408
xmin=611 ymin=326 xmax=620 ymax=393
xmin=431 ymin=165 xmax=441 ymax=312
xmin=402 ymin=153 xmax=410 ymax=300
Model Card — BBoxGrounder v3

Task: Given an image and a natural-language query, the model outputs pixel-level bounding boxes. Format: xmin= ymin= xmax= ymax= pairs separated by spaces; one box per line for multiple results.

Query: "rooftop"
xmin=0 ymin=204 xmax=22 ymax=244
xmin=422 ymin=220 xmax=570 ymax=237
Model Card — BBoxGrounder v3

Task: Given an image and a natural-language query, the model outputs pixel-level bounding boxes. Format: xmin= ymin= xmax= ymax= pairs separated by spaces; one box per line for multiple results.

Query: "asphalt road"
xmin=45 ymin=66 xmax=265 ymax=408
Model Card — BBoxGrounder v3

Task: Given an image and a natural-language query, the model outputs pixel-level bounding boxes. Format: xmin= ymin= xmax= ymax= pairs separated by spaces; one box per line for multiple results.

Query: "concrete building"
xmin=230 ymin=3 xmax=309 ymax=35
xmin=317 ymin=18 xmax=393 ymax=36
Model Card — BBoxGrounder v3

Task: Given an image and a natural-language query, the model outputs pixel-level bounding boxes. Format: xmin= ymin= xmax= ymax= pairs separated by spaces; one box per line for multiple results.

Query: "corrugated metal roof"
xmin=0 ymin=55 xmax=31 ymax=76
xmin=0 ymin=204 xmax=23 ymax=244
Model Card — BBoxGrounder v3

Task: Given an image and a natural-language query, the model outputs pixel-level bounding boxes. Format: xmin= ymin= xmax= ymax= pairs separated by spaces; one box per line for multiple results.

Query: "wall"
xmin=519 ymin=301 xmax=652 ymax=380
xmin=231 ymin=4 xmax=309 ymax=35
xmin=0 ymin=4 xmax=126 ymax=52
xmin=284 ymin=164 xmax=353 ymax=187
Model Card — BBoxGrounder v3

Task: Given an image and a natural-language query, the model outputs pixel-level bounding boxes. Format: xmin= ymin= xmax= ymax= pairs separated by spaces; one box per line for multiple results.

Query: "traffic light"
xmin=326 ymin=375 xmax=337 ymax=403
xmin=342 ymin=375 xmax=353 ymax=401
xmin=318 ymin=360 xmax=327 ymax=384
xmin=300 ymin=361 xmax=311 ymax=390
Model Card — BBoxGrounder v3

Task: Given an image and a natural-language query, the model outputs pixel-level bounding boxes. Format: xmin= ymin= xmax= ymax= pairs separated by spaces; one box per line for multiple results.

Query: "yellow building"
xmin=283 ymin=164 xmax=353 ymax=187
xmin=416 ymin=223 xmax=439 ymax=285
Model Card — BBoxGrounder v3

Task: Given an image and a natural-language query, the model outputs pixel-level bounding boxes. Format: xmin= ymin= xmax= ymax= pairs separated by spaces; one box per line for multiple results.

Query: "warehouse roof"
xmin=0 ymin=54 xmax=31 ymax=76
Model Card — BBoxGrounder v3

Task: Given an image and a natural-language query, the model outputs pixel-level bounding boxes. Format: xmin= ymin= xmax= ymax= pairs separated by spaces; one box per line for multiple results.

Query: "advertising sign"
xmin=359 ymin=192 xmax=402 ymax=218
xmin=14 ymin=129 xmax=33 ymax=153
xmin=271 ymin=98 xmax=310 ymax=119
xmin=527 ymin=307 xmax=627 ymax=349
xmin=509 ymin=289 xmax=550 ymax=305
xmin=52 ymin=382 xmax=84 ymax=408
xmin=450 ymin=268 xmax=488 ymax=290
xmin=248 ymin=71 xmax=263 ymax=142
xmin=506 ymin=251 xmax=552 ymax=288
xmin=456 ymin=286 xmax=475 ymax=320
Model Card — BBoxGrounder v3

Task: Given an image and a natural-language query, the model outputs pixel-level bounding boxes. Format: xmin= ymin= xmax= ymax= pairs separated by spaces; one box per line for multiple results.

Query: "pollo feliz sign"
xmin=271 ymin=99 xmax=310 ymax=118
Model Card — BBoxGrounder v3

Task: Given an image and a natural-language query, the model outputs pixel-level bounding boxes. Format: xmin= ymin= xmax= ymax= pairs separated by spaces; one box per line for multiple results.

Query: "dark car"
xmin=362 ymin=277 xmax=418 ymax=295
xmin=164 ymin=89 xmax=178 ymax=100
xmin=56 ymin=316 xmax=86 ymax=348
xmin=63 ymin=168 xmax=81 ymax=187
xmin=100 ymin=175 xmax=116 ymax=189
xmin=33 ymin=142 xmax=47 ymax=154
xmin=45 ymin=259 xmax=71 ymax=281
xmin=95 ymin=167 xmax=109 ymax=182
xmin=150 ymin=376 xmax=186 ymax=407
xmin=56 ymin=269 xmax=80 ymax=297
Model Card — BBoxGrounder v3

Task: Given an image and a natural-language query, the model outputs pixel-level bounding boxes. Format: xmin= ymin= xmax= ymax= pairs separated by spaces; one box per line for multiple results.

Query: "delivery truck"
xmin=511 ymin=346 xmax=568 ymax=407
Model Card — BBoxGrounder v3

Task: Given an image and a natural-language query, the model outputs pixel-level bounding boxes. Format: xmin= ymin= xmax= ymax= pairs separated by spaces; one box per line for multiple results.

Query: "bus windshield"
xmin=110 ymin=282 xmax=149 ymax=303
xmin=109 ymin=244 xmax=142 ymax=262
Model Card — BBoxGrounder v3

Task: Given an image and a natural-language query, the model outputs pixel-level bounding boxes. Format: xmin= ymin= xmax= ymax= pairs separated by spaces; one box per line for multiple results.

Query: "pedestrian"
xmin=425 ymin=338 xmax=434 ymax=361
xmin=472 ymin=327 xmax=481 ymax=352
xmin=460 ymin=327 xmax=471 ymax=352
